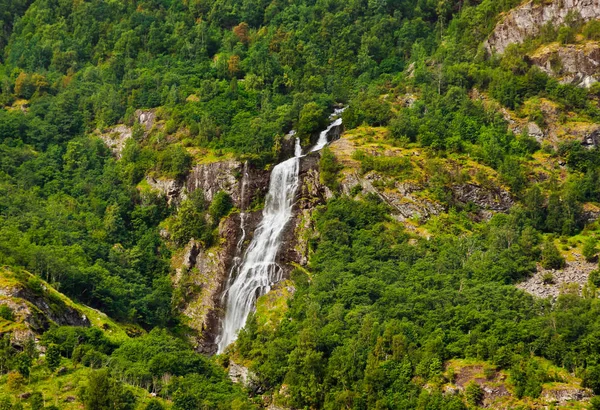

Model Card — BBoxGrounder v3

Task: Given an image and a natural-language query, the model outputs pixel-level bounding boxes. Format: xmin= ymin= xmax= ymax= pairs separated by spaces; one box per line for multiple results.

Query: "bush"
xmin=465 ymin=382 xmax=484 ymax=406
xmin=557 ymin=26 xmax=576 ymax=44
xmin=319 ymin=147 xmax=342 ymax=190
xmin=584 ymin=365 xmax=600 ymax=395
xmin=541 ymin=240 xmax=566 ymax=270
xmin=542 ymin=272 xmax=554 ymax=285
xmin=590 ymin=270 xmax=600 ymax=287
xmin=583 ymin=20 xmax=600 ymax=40
xmin=156 ymin=145 xmax=192 ymax=179
xmin=0 ymin=306 xmax=14 ymax=321
xmin=145 ymin=400 xmax=165 ymax=410
xmin=46 ymin=344 xmax=61 ymax=372
xmin=209 ymin=191 xmax=234 ymax=221
xmin=582 ymin=237 xmax=598 ymax=262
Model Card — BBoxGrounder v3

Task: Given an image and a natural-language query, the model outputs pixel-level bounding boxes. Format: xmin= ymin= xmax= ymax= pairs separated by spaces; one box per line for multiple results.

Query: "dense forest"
xmin=1 ymin=0 xmax=600 ymax=408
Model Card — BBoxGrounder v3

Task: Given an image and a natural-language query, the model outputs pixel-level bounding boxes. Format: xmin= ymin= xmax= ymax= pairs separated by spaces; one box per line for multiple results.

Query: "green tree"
xmin=209 ymin=191 xmax=233 ymax=222
xmin=541 ymin=240 xmax=565 ymax=270
xmin=14 ymin=353 xmax=31 ymax=378
xmin=46 ymin=344 xmax=61 ymax=372
xmin=465 ymin=382 xmax=484 ymax=406
xmin=297 ymin=102 xmax=325 ymax=138
xmin=583 ymin=237 xmax=598 ymax=262
xmin=80 ymin=369 xmax=136 ymax=410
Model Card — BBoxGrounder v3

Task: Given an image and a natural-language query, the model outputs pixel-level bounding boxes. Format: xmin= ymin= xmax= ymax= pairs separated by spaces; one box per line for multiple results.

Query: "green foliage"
xmin=14 ymin=353 xmax=31 ymax=378
xmin=29 ymin=392 xmax=43 ymax=410
xmin=169 ymin=191 xmax=212 ymax=246
xmin=353 ymin=150 xmax=412 ymax=177
xmin=583 ymin=20 xmax=600 ymax=40
xmin=0 ymin=306 xmax=14 ymax=322
xmin=465 ymin=382 xmax=484 ymax=406
xmin=45 ymin=344 xmax=61 ymax=372
xmin=583 ymin=237 xmax=598 ymax=262
xmin=156 ymin=145 xmax=192 ymax=179
xmin=144 ymin=400 xmax=165 ymax=410
xmin=80 ymin=369 xmax=136 ymax=410
xmin=319 ymin=147 xmax=341 ymax=191
xmin=510 ymin=360 xmax=547 ymax=399
xmin=584 ymin=366 xmax=600 ymax=395
xmin=541 ymin=240 xmax=566 ymax=270
xmin=557 ymin=26 xmax=577 ymax=44
xmin=209 ymin=191 xmax=234 ymax=222
xmin=298 ymin=103 xmax=326 ymax=139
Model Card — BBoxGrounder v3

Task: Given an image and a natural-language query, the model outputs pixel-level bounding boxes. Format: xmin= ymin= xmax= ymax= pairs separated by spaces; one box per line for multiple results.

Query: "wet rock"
xmin=486 ymin=0 xmax=600 ymax=54
xmin=175 ymin=215 xmax=250 ymax=355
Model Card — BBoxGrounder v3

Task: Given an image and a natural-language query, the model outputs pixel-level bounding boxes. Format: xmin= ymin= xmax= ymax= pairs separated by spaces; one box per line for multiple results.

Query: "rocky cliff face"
xmin=169 ymin=159 xmax=268 ymax=353
xmin=173 ymin=214 xmax=260 ymax=354
xmin=0 ymin=269 xmax=90 ymax=345
xmin=485 ymin=0 xmax=600 ymax=54
xmin=530 ymin=42 xmax=600 ymax=88
xmin=147 ymin=160 xmax=269 ymax=207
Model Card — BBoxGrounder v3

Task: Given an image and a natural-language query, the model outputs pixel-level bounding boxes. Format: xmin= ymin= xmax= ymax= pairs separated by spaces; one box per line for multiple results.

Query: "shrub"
xmin=156 ymin=145 xmax=192 ymax=179
xmin=0 ymin=306 xmax=14 ymax=321
xmin=557 ymin=26 xmax=576 ymax=45
xmin=209 ymin=191 xmax=233 ymax=222
xmin=582 ymin=237 xmax=598 ymax=262
xmin=583 ymin=20 xmax=600 ymax=40
xmin=319 ymin=147 xmax=342 ymax=190
xmin=584 ymin=365 xmax=600 ymax=394
xmin=465 ymin=382 xmax=484 ymax=406
xmin=145 ymin=400 xmax=165 ymax=410
xmin=541 ymin=240 xmax=566 ymax=270
xmin=542 ymin=272 xmax=555 ymax=285
xmin=590 ymin=270 xmax=600 ymax=287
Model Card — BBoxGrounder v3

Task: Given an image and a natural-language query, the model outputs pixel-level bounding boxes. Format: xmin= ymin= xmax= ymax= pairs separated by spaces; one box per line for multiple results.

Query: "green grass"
xmin=0 ymin=359 xmax=172 ymax=409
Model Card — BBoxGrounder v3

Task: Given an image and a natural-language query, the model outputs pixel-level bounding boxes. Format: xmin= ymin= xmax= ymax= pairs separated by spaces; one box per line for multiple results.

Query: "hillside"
xmin=1 ymin=0 xmax=600 ymax=409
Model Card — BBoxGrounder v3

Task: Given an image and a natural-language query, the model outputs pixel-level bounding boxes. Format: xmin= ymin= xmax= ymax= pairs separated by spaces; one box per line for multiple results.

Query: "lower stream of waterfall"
xmin=217 ymin=113 xmax=342 ymax=353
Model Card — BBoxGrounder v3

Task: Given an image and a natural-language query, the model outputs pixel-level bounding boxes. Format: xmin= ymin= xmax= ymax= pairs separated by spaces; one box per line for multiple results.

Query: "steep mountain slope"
xmin=0 ymin=0 xmax=600 ymax=409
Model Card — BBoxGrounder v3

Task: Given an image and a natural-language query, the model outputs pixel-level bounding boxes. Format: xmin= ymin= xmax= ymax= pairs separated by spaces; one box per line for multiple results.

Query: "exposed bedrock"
xmin=485 ymin=0 xmax=600 ymax=54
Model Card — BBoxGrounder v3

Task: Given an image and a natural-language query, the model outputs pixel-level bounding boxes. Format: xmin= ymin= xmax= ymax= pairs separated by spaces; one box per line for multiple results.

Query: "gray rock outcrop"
xmin=531 ymin=42 xmax=600 ymax=88
xmin=486 ymin=0 xmax=600 ymax=54
xmin=516 ymin=259 xmax=596 ymax=299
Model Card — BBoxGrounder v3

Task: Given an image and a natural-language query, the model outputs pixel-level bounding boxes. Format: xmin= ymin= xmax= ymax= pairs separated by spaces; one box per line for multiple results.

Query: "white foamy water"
xmin=217 ymin=114 xmax=342 ymax=353
xmin=310 ymin=107 xmax=345 ymax=152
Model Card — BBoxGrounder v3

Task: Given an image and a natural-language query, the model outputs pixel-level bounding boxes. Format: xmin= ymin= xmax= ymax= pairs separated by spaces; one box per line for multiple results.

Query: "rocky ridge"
xmin=530 ymin=41 xmax=600 ymax=88
xmin=0 ymin=268 xmax=90 ymax=345
xmin=485 ymin=0 xmax=600 ymax=54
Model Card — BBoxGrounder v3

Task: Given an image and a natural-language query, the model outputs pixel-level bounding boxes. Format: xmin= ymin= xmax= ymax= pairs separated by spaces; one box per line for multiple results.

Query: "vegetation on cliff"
xmin=1 ymin=0 xmax=600 ymax=408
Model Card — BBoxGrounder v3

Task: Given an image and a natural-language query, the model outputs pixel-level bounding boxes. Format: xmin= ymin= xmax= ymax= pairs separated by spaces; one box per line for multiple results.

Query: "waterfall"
xmin=310 ymin=107 xmax=346 ymax=152
xmin=217 ymin=115 xmax=341 ymax=353
xmin=220 ymin=162 xmax=250 ymax=303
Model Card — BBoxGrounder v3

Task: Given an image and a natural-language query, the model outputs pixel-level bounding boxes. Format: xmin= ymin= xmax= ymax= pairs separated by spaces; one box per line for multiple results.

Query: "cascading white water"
xmin=217 ymin=139 xmax=303 ymax=352
xmin=217 ymin=112 xmax=343 ymax=353
xmin=220 ymin=162 xmax=250 ymax=300
xmin=310 ymin=107 xmax=346 ymax=152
